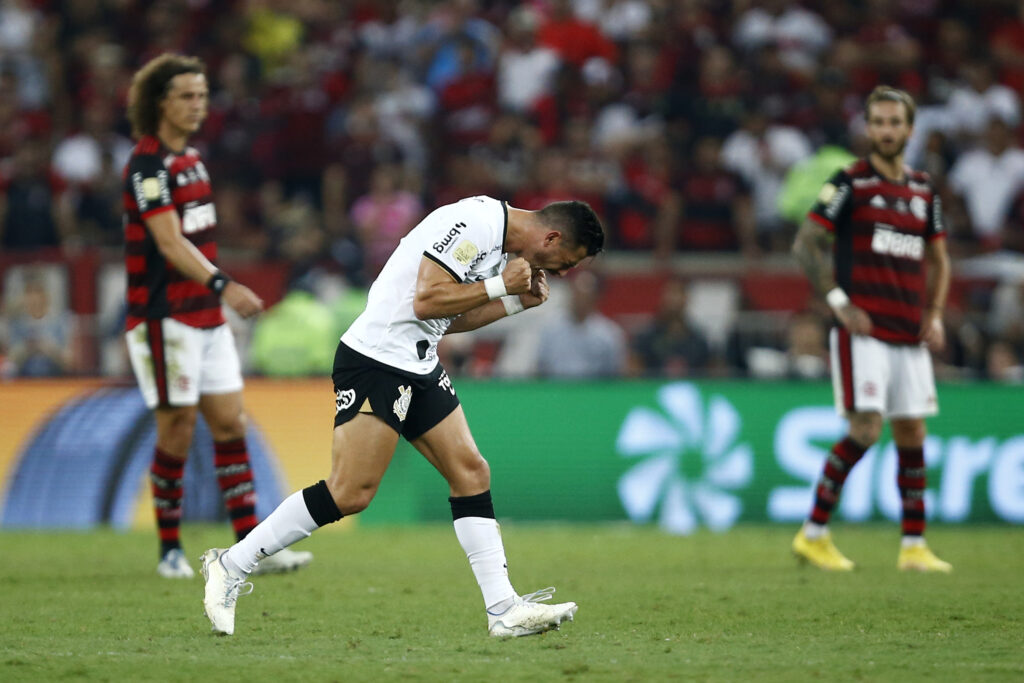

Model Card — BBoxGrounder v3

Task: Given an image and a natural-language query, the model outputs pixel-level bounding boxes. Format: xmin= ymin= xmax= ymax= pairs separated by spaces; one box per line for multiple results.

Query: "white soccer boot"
xmin=487 ymin=587 xmax=578 ymax=637
xmin=250 ymin=547 xmax=314 ymax=575
xmin=200 ymin=548 xmax=252 ymax=635
xmin=157 ymin=548 xmax=196 ymax=579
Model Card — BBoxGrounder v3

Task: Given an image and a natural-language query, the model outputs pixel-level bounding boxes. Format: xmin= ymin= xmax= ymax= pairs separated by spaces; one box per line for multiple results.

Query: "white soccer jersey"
xmin=341 ymin=195 xmax=509 ymax=374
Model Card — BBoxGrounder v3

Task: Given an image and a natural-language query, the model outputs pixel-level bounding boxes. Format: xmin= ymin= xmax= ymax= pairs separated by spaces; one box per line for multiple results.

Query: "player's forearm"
xmin=155 ymin=233 xmax=219 ymax=285
xmin=413 ymin=281 xmax=492 ymax=320
xmin=446 ymin=299 xmax=511 ymax=333
xmin=925 ymin=243 xmax=951 ymax=311
xmin=792 ymin=220 xmax=836 ymax=297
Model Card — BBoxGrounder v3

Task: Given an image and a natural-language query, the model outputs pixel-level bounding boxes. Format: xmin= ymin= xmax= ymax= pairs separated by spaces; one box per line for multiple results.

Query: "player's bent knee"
xmin=450 ymin=456 xmax=490 ymax=496
xmin=325 ymin=478 xmax=379 ymax=515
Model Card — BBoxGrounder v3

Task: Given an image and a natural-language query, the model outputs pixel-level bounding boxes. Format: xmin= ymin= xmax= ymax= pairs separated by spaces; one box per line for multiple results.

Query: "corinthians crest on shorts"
xmin=393 ymin=385 xmax=412 ymax=421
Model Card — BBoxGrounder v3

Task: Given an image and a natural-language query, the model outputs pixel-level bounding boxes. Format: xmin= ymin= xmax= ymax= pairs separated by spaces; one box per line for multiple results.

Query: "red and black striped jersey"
xmin=808 ymin=158 xmax=945 ymax=345
xmin=122 ymin=135 xmax=223 ymax=330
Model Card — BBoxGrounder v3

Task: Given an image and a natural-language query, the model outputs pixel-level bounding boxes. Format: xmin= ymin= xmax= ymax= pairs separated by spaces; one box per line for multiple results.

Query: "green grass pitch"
xmin=0 ymin=524 xmax=1021 ymax=682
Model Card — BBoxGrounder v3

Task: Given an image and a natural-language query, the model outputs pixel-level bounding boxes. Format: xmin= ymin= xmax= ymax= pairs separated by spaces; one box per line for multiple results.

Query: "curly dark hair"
xmin=127 ymin=53 xmax=206 ymax=139
xmin=536 ymin=200 xmax=605 ymax=256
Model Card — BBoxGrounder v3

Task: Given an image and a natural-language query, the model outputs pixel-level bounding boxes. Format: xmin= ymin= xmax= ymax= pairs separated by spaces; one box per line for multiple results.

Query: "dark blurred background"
xmin=2 ymin=0 xmax=1023 ymax=384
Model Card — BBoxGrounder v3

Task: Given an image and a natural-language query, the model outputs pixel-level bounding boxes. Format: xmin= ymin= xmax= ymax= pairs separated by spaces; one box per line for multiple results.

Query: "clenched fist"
xmin=502 ymin=257 xmax=533 ymax=295
xmin=520 ymin=269 xmax=549 ymax=309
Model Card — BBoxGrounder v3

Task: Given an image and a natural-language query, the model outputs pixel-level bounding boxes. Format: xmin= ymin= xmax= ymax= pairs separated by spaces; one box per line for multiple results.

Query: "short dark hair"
xmin=127 ymin=53 xmax=205 ymax=139
xmin=536 ymin=200 xmax=605 ymax=256
xmin=865 ymin=85 xmax=916 ymax=125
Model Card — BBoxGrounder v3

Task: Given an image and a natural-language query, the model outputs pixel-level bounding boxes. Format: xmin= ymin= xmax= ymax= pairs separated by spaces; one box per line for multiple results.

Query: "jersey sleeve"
xmin=126 ymin=154 xmax=174 ymax=219
xmin=807 ymin=169 xmax=852 ymax=232
xmin=421 ymin=202 xmax=502 ymax=283
xmin=926 ymin=191 xmax=946 ymax=241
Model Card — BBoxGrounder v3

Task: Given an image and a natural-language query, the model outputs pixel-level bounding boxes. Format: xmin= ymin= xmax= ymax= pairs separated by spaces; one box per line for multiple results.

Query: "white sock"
xmin=222 ymin=491 xmax=318 ymax=576
xmin=901 ymin=535 xmax=925 ymax=548
xmin=803 ymin=521 xmax=827 ymax=540
xmin=453 ymin=517 xmax=516 ymax=613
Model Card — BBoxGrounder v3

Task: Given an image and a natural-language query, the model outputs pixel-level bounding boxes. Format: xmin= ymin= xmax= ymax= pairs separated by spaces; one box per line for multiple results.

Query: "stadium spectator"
xmin=666 ymin=136 xmax=756 ymax=256
xmin=948 ymin=117 xmax=1024 ymax=252
xmin=721 ymin=108 xmax=813 ymax=253
xmin=537 ymin=0 xmax=617 ymax=69
xmin=496 ymin=5 xmax=560 ymax=116
xmin=629 ymin=277 xmax=711 ymax=377
xmin=985 ymin=338 xmax=1024 ymax=382
xmin=53 ymin=101 xmax=134 ymax=245
xmin=2 ymin=271 xmax=73 ymax=378
xmin=350 ymin=163 xmax=424 ymax=277
xmin=535 ymin=270 xmax=627 ymax=378
xmin=944 ymin=59 xmax=1020 ymax=143
xmin=0 ymin=137 xmax=73 ymax=250
xmin=791 ymin=86 xmax=952 ymax=573
xmin=732 ymin=0 xmax=832 ymax=78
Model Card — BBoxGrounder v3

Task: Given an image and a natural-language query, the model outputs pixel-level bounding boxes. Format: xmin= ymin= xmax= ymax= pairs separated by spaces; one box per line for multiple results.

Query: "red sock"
xmin=897 ymin=446 xmax=926 ymax=536
xmin=809 ymin=437 xmax=869 ymax=525
xmin=214 ymin=438 xmax=258 ymax=541
xmin=151 ymin=448 xmax=185 ymax=556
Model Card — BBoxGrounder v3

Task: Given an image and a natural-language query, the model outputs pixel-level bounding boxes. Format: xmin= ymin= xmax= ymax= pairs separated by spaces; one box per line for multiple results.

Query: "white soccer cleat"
xmin=250 ymin=547 xmax=313 ymax=575
xmin=200 ymin=548 xmax=252 ymax=635
xmin=487 ymin=587 xmax=578 ymax=637
xmin=157 ymin=548 xmax=196 ymax=579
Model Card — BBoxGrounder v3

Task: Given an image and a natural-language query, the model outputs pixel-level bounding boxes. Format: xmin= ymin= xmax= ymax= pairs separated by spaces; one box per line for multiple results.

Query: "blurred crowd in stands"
xmin=2 ymin=0 xmax=1024 ymax=382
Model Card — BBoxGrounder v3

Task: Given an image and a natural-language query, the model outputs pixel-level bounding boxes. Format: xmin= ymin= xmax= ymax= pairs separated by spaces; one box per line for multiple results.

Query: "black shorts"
xmin=331 ymin=342 xmax=460 ymax=441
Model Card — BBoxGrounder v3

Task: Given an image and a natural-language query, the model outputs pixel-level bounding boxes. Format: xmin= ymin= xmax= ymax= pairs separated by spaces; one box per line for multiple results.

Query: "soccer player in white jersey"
xmin=201 ymin=197 xmax=604 ymax=636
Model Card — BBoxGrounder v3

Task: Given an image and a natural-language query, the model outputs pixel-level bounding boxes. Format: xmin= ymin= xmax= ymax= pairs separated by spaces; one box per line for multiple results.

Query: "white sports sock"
xmin=803 ymin=521 xmax=827 ymax=540
xmin=453 ymin=517 xmax=516 ymax=613
xmin=901 ymin=535 xmax=925 ymax=548
xmin=222 ymin=491 xmax=318 ymax=576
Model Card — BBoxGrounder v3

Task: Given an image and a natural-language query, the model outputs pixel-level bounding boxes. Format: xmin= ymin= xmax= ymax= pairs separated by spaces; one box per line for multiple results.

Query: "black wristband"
xmin=206 ymin=271 xmax=231 ymax=296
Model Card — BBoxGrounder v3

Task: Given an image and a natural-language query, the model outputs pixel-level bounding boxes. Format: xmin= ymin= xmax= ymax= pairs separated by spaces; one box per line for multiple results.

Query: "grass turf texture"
xmin=0 ymin=525 xmax=1020 ymax=682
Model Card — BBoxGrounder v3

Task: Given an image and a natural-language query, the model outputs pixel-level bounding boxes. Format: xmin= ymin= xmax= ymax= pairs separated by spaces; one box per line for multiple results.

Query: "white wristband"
xmin=501 ymin=295 xmax=525 ymax=316
xmin=483 ymin=275 xmax=507 ymax=300
xmin=826 ymin=287 xmax=850 ymax=312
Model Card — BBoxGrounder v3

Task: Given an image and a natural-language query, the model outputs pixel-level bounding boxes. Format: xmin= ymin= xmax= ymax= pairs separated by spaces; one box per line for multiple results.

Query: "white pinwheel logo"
xmin=616 ymin=383 xmax=753 ymax=534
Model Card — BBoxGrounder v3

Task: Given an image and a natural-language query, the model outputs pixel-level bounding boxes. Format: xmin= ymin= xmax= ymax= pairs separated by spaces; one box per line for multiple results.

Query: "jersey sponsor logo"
xmin=393 ymin=385 xmax=412 ymax=421
xmin=432 ymin=222 xmax=467 ymax=254
xmin=908 ymin=180 xmax=929 ymax=192
xmin=852 ymin=177 xmax=880 ymax=188
xmin=181 ymin=203 xmax=217 ymax=234
xmin=452 ymin=240 xmax=479 ymax=265
xmin=335 ymin=388 xmax=355 ymax=413
xmin=871 ymin=224 xmax=924 ymax=260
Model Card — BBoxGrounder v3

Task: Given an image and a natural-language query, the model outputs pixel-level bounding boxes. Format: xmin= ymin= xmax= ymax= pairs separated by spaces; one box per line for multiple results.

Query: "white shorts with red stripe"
xmin=126 ymin=318 xmax=243 ymax=409
xmin=829 ymin=327 xmax=939 ymax=419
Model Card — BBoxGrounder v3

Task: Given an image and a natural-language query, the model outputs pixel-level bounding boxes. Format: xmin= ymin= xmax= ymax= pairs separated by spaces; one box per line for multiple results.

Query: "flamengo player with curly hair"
xmin=123 ymin=53 xmax=311 ymax=578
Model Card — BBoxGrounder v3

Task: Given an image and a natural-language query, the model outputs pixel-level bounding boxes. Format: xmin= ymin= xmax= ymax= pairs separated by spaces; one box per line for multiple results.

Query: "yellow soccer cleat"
xmin=897 ymin=544 xmax=952 ymax=573
xmin=792 ymin=528 xmax=855 ymax=571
